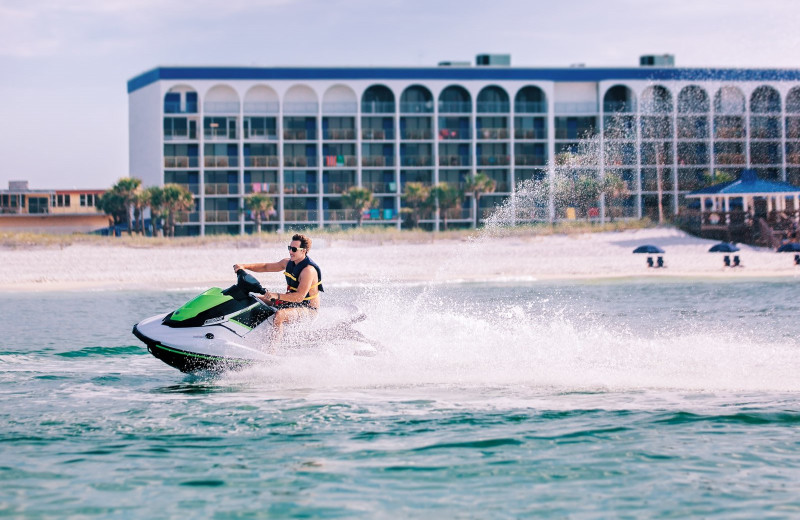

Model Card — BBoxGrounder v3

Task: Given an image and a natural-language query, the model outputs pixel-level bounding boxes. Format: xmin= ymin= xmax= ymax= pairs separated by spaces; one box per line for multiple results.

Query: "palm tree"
xmin=431 ymin=183 xmax=462 ymax=231
xmin=244 ymin=193 xmax=275 ymax=234
xmin=401 ymin=182 xmax=432 ymax=229
xmin=113 ymin=177 xmax=142 ymax=236
xmin=162 ymin=184 xmax=194 ymax=237
xmin=96 ymin=189 xmax=127 ymax=233
xmin=340 ymin=187 xmax=375 ymax=227
xmin=141 ymin=186 xmax=165 ymax=237
xmin=465 ymin=171 xmax=496 ymax=228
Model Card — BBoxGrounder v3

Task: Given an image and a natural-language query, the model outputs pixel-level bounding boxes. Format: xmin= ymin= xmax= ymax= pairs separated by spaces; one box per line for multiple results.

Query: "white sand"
xmin=1 ymin=228 xmax=798 ymax=292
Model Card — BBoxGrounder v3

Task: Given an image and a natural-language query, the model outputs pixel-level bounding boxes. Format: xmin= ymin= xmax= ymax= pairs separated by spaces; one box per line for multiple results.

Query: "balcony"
xmin=322 ymin=102 xmax=358 ymax=113
xmin=284 ymin=209 xmax=319 ymax=221
xmin=363 ymin=181 xmax=397 ymax=193
xmin=438 ymin=101 xmax=471 ymax=113
xmin=323 ymin=182 xmax=356 ymax=194
xmin=361 ymin=101 xmax=395 ymax=114
xmin=514 ymin=101 xmax=547 ymax=113
xmin=244 ymin=183 xmax=279 ymax=195
xmin=204 ymin=156 xmax=239 ymax=168
xmin=715 ymin=127 xmax=745 ymax=139
xmin=283 ymin=129 xmax=316 ymax=140
xmin=204 ymin=102 xmax=240 ymax=114
xmin=477 ymin=155 xmax=510 ymax=166
xmin=438 ymin=155 xmax=471 ymax=167
xmin=204 ymin=128 xmax=236 ymax=140
xmin=514 ymin=129 xmax=547 ymax=139
xmin=164 ymin=101 xmax=198 ymax=114
xmin=438 ymin=129 xmax=470 ymax=140
xmin=555 ymin=102 xmax=598 ymax=113
xmin=362 ymin=129 xmax=394 ymax=140
xmin=174 ymin=211 xmax=200 ymax=223
xmin=243 ymin=102 xmax=279 ymax=114
xmin=164 ymin=156 xmax=199 ymax=168
xmin=362 ymin=156 xmax=394 ymax=167
xmin=324 ymin=209 xmax=359 ymax=221
xmin=284 ymin=102 xmax=319 ymax=114
xmin=477 ymin=128 xmax=509 ymax=140
xmin=787 ymin=153 xmax=800 ymax=165
xmin=401 ymin=101 xmax=434 ymax=113
xmin=402 ymin=129 xmax=433 ymax=140
xmin=400 ymin=155 xmax=433 ymax=167
xmin=323 ymin=128 xmax=356 ymax=140
xmin=477 ymin=101 xmax=510 ymax=113
xmin=361 ymin=208 xmax=397 ymax=221
xmin=442 ymin=207 xmax=472 ymax=220
xmin=515 ymin=155 xmax=547 ymax=166
xmin=284 ymin=156 xmax=317 ymax=167
xmin=322 ymin=155 xmax=357 ymax=167
xmin=164 ymin=130 xmax=195 ymax=141
xmin=714 ymin=153 xmax=746 ymax=165
xmin=243 ymin=128 xmax=278 ymax=140
xmin=283 ymin=183 xmax=318 ymax=195
xmin=244 ymin=156 xmax=280 ymax=168
xmin=603 ymin=102 xmax=636 ymax=113
xmin=204 ymin=210 xmax=240 ymax=223
xmin=204 ymin=183 xmax=239 ymax=195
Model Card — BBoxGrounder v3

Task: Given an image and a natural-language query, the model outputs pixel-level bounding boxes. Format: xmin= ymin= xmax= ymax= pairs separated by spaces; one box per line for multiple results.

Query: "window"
xmin=51 ymin=194 xmax=71 ymax=207
xmin=80 ymin=193 xmax=96 ymax=207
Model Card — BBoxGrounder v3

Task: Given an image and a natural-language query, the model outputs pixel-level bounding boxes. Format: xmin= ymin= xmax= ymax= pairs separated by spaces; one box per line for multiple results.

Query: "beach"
xmin=2 ymin=227 xmax=797 ymax=292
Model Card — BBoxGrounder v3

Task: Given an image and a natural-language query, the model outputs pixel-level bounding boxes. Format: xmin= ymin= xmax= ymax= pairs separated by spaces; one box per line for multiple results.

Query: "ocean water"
xmin=2 ymin=277 xmax=800 ymax=518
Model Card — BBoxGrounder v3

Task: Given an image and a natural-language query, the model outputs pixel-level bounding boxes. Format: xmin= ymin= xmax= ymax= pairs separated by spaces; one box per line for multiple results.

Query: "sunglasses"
xmin=287 ymin=246 xmax=305 ymax=252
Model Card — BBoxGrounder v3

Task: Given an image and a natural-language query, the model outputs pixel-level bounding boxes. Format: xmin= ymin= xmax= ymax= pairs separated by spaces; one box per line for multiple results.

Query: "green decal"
xmin=171 ymin=288 xmax=232 ymax=321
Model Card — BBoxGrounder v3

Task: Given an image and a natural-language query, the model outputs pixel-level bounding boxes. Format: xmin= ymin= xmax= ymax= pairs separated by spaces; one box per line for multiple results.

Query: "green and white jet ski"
xmin=133 ymin=270 xmax=375 ymax=373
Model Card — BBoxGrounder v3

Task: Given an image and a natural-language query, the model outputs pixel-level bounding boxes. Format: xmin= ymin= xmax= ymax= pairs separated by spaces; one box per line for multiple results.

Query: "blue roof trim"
xmin=127 ymin=66 xmax=800 ymax=93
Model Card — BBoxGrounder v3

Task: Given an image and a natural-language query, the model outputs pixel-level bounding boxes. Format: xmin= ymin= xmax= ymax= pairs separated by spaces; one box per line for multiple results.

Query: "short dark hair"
xmin=292 ymin=233 xmax=311 ymax=250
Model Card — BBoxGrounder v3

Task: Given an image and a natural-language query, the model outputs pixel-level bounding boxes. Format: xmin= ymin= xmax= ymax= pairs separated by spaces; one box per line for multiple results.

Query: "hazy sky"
xmin=1 ymin=0 xmax=799 ymax=189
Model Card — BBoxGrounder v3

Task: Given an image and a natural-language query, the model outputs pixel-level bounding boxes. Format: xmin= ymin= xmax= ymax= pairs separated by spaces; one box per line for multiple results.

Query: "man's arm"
xmin=234 ymin=258 xmax=288 ymax=273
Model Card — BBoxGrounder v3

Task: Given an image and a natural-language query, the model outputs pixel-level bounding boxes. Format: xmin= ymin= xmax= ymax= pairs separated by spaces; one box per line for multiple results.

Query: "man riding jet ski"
xmin=132 ymin=235 xmax=375 ymax=373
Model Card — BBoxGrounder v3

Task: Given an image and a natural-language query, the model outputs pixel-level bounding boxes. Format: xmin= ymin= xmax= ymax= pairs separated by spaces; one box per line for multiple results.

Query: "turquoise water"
xmin=2 ymin=279 xmax=800 ymax=518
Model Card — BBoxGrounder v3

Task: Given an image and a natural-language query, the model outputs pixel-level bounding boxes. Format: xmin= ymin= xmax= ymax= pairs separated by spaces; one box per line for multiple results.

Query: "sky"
xmin=1 ymin=0 xmax=799 ymax=189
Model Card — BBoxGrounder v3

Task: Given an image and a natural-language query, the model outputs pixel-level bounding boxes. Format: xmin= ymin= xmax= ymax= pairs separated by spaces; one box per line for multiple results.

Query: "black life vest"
xmin=283 ymin=256 xmax=323 ymax=303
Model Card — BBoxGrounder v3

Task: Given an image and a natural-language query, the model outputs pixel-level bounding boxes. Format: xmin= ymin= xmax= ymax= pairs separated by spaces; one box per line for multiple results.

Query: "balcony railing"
xmin=603 ymin=102 xmax=636 ymax=113
xmin=438 ymin=129 xmax=470 ymax=140
xmin=284 ymin=209 xmax=319 ymax=221
xmin=322 ymin=155 xmax=357 ymax=167
xmin=284 ymin=156 xmax=318 ymax=167
xmin=283 ymin=129 xmax=316 ymax=140
xmin=362 ymin=156 xmax=394 ymax=167
xmin=323 ymin=182 xmax=355 ymax=194
xmin=283 ymin=182 xmax=318 ymax=195
xmin=204 ymin=102 xmax=240 ymax=114
xmin=555 ymin=102 xmax=598 ymax=113
xmin=284 ymin=102 xmax=319 ymax=114
xmin=243 ymin=102 xmax=279 ymax=114
xmin=438 ymin=101 xmax=471 ymax=113
xmin=441 ymin=207 xmax=472 ymax=220
xmin=715 ymin=127 xmax=745 ymax=139
xmin=204 ymin=156 xmax=239 ymax=168
xmin=401 ymin=101 xmax=434 ymax=113
xmin=477 ymin=101 xmax=510 ymax=113
xmin=400 ymin=155 xmax=433 ymax=167
xmin=439 ymin=155 xmax=471 ymax=167
xmin=244 ymin=183 xmax=279 ymax=194
xmin=361 ymin=101 xmax=395 ymax=113
xmin=515 ymin=155 xmax=547 ymax=166
xmin=324 ymin=209 xmax=359 ymax=221
xmin=514 ymin=129 xmax=547 ymax=139
xmin=164 ymin=102 xmax=198 ymax=114
xmin=362 ymin=129 xmax=395 ymax=140
xmin=477 ymin=155 xmax=511 ymax=166
xmin=477 ymin=128 xmax=509 ymax=139
xmin=164 ymin=130 xmax=195 ymax=141
xmin=323 ymin=128 xmax=356 ymax=140
xmin=164 ymin=156 xmax=199 ymax=168
xmin=363 ymin=181 xmax=397 ymax=193
xmin=204 ymin=210 xmax=240 ymax=223
xmin=362 ymin=208 xmax=397 ymax=221
xmin=514 ymin=101 xmax=547 ymax=113
xmin=174 ymin=211 xmax=200 ymax=223
xmin=787 ymin=153 xmax=800 ymax=165
xmin=204 ymin=129 xmax=236 ymax=140
xmin=204 ymin=183 xmax=239 ymax=195
xmin=244 ymin=156 xmax=280 ymax=167
xmin=402 ymin=129 xmax=433 ymax=140
xmin=322 ymin=102 xmax=358 ymax=113
xmin=243 ymin=128 xmax=278 ymax=140
xmin=714 ymin=153 xmax=746 ymax=165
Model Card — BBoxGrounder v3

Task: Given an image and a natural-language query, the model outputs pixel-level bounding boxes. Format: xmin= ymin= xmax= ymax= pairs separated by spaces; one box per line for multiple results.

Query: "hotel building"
xmin=127 ymin=55 xmax=800 ymax=235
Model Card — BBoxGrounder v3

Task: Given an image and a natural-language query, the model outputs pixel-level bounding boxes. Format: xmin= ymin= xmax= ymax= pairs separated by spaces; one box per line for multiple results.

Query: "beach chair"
xmin=657 ymin=256 xmax=664 ymax=268
xmin=733 ymin=255 xmax=741 ymax=267
xmin=723 ymin=255 xmax=731 ymax=267
xmin=647 ymin=257 xmax=654 ymax=268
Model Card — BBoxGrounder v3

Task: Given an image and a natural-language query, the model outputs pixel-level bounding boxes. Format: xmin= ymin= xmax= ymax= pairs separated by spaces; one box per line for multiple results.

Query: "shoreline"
xmin=2 ymin=228 xmax=798 ymax=292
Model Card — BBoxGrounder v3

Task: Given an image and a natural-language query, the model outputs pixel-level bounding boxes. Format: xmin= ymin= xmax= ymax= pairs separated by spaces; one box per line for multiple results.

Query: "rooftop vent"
xmin=8 ymin=180 xmax=29 ymax=191
xmin=640 ymin=54 xmax=675 ymax=67
xmin=476 ymin=54 xmax=511 ymax=67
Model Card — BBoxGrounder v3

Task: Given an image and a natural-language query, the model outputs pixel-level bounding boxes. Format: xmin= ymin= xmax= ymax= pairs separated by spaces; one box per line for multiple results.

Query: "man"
xmin=233 ymin=233 xmax=323 ymax=348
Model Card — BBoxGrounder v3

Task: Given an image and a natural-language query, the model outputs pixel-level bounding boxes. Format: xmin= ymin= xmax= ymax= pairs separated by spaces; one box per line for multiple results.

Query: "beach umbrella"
xmin=632 ymin=245 xmax=665 ymax=254
xmin=708 ymin=242 xmax=740 ymax=253
xmin=776 ymin=242 xmax=800 ymax=253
